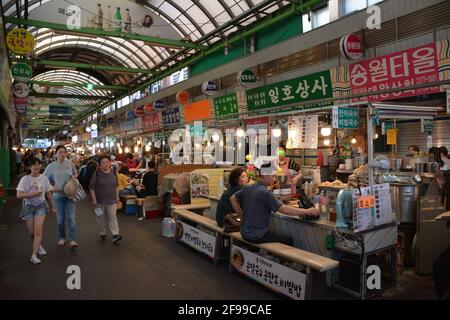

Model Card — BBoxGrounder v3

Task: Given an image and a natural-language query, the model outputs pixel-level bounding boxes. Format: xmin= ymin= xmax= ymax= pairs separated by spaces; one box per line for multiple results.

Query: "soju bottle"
xmin=124 ymin=9 xmax=132 ymax=33
xmin=114 ymin=7 xmax=122 ymax=32
xmin=96 ymin=4 xmax=103 ymax=30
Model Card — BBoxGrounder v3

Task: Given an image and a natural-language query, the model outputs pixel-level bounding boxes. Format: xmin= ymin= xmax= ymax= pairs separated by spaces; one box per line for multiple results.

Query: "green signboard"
xmin=246 ymin=70 xmax=333 ymax=112
xmin=332 ymin=106 xmax=359 ymax=129
xmin=382 ymin=121 xmax=394 ymax=135
xmin=213 ymin=93 xmax=239 ymax=118
xmin=421 ymin=119 xmax=433 ymax=133
xmin=11 ymin=63 xmax=32 ymax=82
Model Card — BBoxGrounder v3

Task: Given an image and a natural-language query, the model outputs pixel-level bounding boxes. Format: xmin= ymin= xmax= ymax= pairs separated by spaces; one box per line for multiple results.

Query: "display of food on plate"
xmin=319 ymin=179 xmax=347 ymax=188
xmin=348 ymin=165 xmax=369 ymax=188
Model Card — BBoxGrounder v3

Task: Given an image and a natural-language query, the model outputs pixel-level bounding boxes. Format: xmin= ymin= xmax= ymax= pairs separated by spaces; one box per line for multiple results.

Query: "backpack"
xmin=80 ymin=162 xmax=98 ymax=190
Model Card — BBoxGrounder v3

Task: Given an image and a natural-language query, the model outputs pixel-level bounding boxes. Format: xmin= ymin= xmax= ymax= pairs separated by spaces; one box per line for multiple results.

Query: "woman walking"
xmin=17 ymin=157 xmax=56 ymax=264
xmin=43 ymin=145 xmax=79 ymax=248
xmin=89 ymin=155 xmax=123 ymax=243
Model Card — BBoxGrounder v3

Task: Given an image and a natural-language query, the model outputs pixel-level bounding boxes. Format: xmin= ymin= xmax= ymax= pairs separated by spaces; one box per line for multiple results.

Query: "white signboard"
xmin=230 ymin=244 xmax=306 ymax=300
xmin=178 ymin=221 xmax=216 ymax=258
xmin=291 ymin=115 xmax=318 ymax=149
xmin=372 ymin=183 xmax=393 ymax=226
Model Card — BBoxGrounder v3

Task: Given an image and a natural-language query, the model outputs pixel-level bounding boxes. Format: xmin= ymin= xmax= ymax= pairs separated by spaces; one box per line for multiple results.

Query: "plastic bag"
xmin=162 ymin=218 xmax=176 ymax=237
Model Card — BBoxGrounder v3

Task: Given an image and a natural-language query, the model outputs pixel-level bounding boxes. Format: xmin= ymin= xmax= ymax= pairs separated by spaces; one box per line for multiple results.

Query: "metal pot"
xmin=425 ymin=162 xmax=439 ymax=173
xmin=414 ymin=163 xmax=425 ymax=173
xmin=391 ymin=158 xmax=403 ymax=171
xmin=390 ymin=184 xmax=423 ymax=223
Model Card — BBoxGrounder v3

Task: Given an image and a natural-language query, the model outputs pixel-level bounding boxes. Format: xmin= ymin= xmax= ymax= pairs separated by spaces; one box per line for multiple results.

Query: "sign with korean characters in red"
xmin=349 ymin=43 xmax=440 ymax=101
xmin=358 ymin=195 xmax=376 ymax=209
xmin=142 ymin=112 xmax=160 ymax=132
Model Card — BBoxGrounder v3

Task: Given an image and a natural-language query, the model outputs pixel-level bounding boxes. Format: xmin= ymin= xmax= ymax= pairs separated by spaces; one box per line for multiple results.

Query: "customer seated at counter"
xmin=216 ymin=167 xmax=249 ymax=228
xmin=137 ymin=160 xmax=159 ymax=198
xmin=230 ymin=161 xmax=319 ymax=246
xmin=117 ymin=166 xmax=143 ymax=196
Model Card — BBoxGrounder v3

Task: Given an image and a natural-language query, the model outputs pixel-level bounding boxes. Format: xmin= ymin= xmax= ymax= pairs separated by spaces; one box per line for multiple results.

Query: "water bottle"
xmin=104 ymin=5 xmax=113 ymax=31
xmin=96 ymin=4 xmax=103 ymax=30
xmin=124 ymin=9 xmax=132 ymax=33
xmin=114 ymin=7 xmax=122 ymax=32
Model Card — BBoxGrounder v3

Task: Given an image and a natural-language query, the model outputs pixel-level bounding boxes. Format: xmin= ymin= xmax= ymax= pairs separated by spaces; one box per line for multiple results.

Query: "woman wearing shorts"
xmin=17 ymin=157 xmax=56 ymax=264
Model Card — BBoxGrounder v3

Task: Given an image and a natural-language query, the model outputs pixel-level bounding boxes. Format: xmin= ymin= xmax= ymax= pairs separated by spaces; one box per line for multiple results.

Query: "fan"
xmin=369 ymin=154 xmax=390 ymax=174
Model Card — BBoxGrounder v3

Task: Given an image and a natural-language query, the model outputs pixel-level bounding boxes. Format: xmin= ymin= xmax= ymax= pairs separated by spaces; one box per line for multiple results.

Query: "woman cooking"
xmin=274 ymin=143 xmax=302 ymax=194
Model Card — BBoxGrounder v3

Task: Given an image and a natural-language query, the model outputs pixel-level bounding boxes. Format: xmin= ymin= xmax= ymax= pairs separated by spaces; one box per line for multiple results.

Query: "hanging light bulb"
xmin=321 ymin=127 xmax=332 ymax=137
xmin=90 ymin=123 xmax=98 ymax=131
xmin=100 ymin=143 xmax=104 ymax=148
xmin=212 ymin=132 xmax=220 ymax=142
xmin=272 ymin=127 xmax=281 ymax=138
xmin=134 ymin=145 xmax=139 ymax=153
xmin=116 ymin=143 xmax=120 ymax=148
xmin=162 ymin=140 xmax=166 ymax=145
xmin=220 ymin=140 xmax=224 ymax=147
xmin=236 ymin=128 xmax=245 ymax=137
xmin=125 ymin=146 xmax=130 ymax=153
xmin=374 ymin=133 xmax=379 ymax=139
xmin=86 ymin=127 xmax=92 ymax=133
xmin=351 ymin=137 xmax=357 ymax=144
xmin=324 ymin=139 xmax=330 ymax=146
xmin=118 ymin=148 xmax=123 ymax=154
xmin=145 ymin=144 xmax=151 ymax=152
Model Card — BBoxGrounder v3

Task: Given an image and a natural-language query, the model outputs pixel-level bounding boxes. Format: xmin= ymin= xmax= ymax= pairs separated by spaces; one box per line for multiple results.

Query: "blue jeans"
xmin=54 ymin=196 xmax=76 ymax=241
xmin=119 ymin=188 xmax=135 ymax=196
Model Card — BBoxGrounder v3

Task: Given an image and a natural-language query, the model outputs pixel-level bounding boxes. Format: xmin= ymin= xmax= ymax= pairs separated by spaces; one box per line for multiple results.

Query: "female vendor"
xmin=275 ymin=143 xmax=302 ymax=194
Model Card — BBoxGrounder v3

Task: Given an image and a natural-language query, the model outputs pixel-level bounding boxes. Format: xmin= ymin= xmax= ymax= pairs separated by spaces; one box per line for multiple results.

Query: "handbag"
xmin=223 ymin=213 xmax=241 ymax=233
xmin=72 ymin=179 xmax=87 ymax=202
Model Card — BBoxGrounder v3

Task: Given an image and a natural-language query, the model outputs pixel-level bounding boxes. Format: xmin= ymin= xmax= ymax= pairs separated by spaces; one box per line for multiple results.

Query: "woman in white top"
xmin=17 ymin=157 xmax=56 ymax=264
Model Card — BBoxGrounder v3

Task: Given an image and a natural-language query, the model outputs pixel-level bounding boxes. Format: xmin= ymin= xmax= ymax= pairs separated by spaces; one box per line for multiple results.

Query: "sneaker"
xmin=69 ymin=241 xmax=79 ymax=248
xmin=38 ymin=245 xmax=47 ymax=256
xmin=112 ymin=235 xmax=122 ymax=243
xmin=99 ymin=235 xmax=106 ymax=240
xmin=30 ymin=255 xmax=42 ymax=265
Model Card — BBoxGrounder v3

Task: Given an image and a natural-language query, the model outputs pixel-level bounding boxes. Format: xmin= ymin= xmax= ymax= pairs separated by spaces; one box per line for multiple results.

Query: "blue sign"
xmin=162 ymin=106 xmax=181 ymax=125
xmin=107 ymin=117 xmax=114 ymax=124
xmin=154 ymin=100 xmax=166 ymax=111
xmin=126 ymin=110 xmax=136 ymax=120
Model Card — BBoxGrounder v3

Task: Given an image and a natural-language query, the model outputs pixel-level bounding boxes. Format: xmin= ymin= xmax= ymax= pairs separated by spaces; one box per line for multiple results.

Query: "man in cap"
xmin=230 ymin=160 xmax=319 ymax=245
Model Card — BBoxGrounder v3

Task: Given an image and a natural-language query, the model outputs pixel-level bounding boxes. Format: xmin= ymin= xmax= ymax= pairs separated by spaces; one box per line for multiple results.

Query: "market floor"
xmin=0 ymin=196 xmax=437 ymax=300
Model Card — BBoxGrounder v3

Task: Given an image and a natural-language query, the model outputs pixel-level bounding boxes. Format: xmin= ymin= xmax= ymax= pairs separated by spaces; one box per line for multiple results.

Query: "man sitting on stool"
xmin=230 ymin=160 xmax=319 ymax=245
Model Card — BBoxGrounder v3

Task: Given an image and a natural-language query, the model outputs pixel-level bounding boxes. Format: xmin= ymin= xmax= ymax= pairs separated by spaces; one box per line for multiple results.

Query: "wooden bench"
xmin=172 ymin=208 xmax=339 ymax=299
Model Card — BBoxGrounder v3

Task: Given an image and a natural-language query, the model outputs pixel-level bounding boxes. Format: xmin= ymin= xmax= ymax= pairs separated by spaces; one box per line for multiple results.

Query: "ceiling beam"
xmin=32 ymin=93 xmax=110 ymax=100
xmin=29 ymin=80 xmax=125 ymax=91
xmin=15 ymin=58 xmax=152 ymax=74
xmin=4 ymin=17 xmax=207 ymax=50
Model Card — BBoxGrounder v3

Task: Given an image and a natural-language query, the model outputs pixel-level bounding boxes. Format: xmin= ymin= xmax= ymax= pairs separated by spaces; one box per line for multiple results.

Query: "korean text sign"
xmin=332 ymin=107 xmax=359 ymax=129
xmin=142 ymin=112 xmax=160 ymax=132
xmin=213 ymin=93 xmax=239 ymax=117
xmin=246 ymin=70 xmax=333 ymax=111
xmin=349 ymin=43 xmax=440 ymax=101
xmin=179 ymin=221 xmax=216 ymax=258
xmin=231 ymin=245 xmax=306 ymax=300
xmin=162 ymin=106 xmax=181 ymax=125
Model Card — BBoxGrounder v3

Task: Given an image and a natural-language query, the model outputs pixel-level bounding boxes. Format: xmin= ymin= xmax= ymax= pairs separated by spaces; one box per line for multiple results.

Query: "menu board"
xmin=162 ymin=106 xmax=181 ymax=125
xmin=291 ymin=115 xmax=318 ymax=149
xmin=372 ymin=183 xmax=393 ymax=226
xmin=213 ymin=93 xmax=239 ymax=118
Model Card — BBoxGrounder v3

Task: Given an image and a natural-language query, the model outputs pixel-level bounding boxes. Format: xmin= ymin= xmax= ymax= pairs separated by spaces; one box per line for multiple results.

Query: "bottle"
xmin=217 ymin=177 xmax=224 ymax=197
xmin=104 ymin=5 xmax=113 ymax=31
xmin=124 ymin=9 xmax=132 ymax=33
xmin=114 ymin=7 xmax=122 ymax=32
xmin=96 ymin=4 xmax=103 ymax=30
xmin=87 ymin=15 xmax=95 ymax=28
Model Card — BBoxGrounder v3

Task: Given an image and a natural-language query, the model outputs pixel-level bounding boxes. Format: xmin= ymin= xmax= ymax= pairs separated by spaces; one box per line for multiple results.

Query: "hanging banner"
xmin=11 ymin=63 xmax=32 ymax=82
xmin=421 ymin=119 xmax=433 ymax=133
xmin=332 ymin=107 xmax=359 ymax=129
xmin=13 ymin=82 xmax=30 ymax=98
xmin=340 ymin=34 xmax=363 ymax=60
xmin=142 ymin=112 xmax=160 ymax=132
xmin=237 ymin=69 xmax=256 ymax=87
xmin=143 ymin=103 xmax=153 ymax=113
xmin=176 ymin=90 xmax=190 ymax=105
xmin=349 ymin=43 xmax=440 ymax=101
xmin=213 ymin=93 xmax=239 ymax=118
xmin=201 ymin=80 xmax=217 ymax=96
xmin=183 ymin=100 xmax=211 ymax=123
xmin=246 ymin=116 xmax=269 ymax=135
xmin=291 ymin=115 xmax=319 ymax=149
xmin=246 ymin=70 xmax=332 ymax=112
xmin=6 ymin=28 xmax=35 ymax=55
xmin=153 ymin=100 xmax=166 ymax=111
xmin=49 ymin=105 xmax=71 ymax=120
xmin=162 ymin=106 xmax=181 ymax=125
xmin=133 ymin=105 xmax=145 ymax=117
xmin=230 ymin=244 xmax=306 ymax=300
xmin=386 ymin=128 xmax=398 ymax=145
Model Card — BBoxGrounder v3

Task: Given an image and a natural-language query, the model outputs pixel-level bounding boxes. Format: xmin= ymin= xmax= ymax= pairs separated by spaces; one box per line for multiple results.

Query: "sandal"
xmin=58 ymin=239 xmax=65 ymax=246
xmin=69 ymin=241 xmax=79 ymax=248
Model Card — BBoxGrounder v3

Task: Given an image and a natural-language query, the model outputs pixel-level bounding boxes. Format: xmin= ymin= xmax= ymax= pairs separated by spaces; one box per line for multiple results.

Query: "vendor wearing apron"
xmin=275 ymin=144 xmax=302 ymax=194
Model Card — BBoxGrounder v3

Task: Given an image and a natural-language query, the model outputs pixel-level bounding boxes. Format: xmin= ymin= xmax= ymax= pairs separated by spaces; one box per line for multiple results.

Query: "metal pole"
xmin=367 ymin=103 xmax=374 ymax=187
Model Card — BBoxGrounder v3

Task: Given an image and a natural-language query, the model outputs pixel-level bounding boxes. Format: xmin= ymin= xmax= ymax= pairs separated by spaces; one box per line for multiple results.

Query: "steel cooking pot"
xmin=425 ymin=162 xmax=439 ymax=173
xmin=414 ymin=163 xmax=425 ymax=173
xmin=390 ymin=184 xmax=424 ymax=223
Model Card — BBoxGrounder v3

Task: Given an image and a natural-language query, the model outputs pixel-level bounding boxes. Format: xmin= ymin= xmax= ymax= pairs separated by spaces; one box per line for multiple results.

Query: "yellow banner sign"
xmin=7 ymin=28 xmax=35 ymax=55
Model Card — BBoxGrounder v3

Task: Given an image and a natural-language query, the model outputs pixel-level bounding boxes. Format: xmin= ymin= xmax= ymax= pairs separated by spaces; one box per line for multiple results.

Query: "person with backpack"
xmin=89 ymin=155 xmax=123 ymax=243
xmin=17 ymin=157 xmax=56 ymax=264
